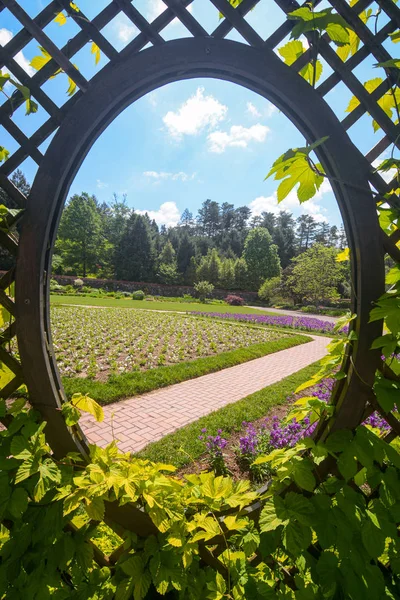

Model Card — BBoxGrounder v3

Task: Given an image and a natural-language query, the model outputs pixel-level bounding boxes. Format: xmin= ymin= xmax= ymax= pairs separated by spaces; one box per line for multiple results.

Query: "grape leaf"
xmin=54 ymin=12 xmax=67 ymax=26
xmin=266 ymin=137 xmax=328 ymax=203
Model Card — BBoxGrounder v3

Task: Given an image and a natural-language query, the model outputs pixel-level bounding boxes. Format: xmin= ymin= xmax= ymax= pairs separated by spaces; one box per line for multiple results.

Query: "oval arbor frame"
xmin=0 ymin=0 xmax=399 ymax=567
xmin=15 ymin=36 xmax=383 ymax=457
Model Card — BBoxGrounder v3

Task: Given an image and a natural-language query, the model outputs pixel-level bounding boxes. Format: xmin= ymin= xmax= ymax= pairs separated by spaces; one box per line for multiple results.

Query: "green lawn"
xmin=50 ymin=294 xmax=277 ymax=315
xmin=62 ymin=333 xmax=309 ymax=404
xmin=138 ymin=362 xmax=320 ymax=467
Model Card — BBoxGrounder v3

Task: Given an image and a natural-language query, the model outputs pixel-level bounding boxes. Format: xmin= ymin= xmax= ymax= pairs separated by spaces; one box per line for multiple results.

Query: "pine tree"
xmin=234 ymin=258 xmax=248 ymax=290
xmin=115 ymin=214 xmax=155 ymax=281
xmin=57 ymin=193 xmax=103 ymax=277
xmin=273 ymin=211 xmax=296 ymax=268
xmin=207 ymin=248 xmax=222 ymax=285
xmin=177 ymin=234 xmax=196 ymax=282
xmin=219 ymin=259 xmax=236 ymax=289
xmin=158 ymin=240 xmax=176 ymax=265
xmin=338 ymin=224 xmax=347 ymax=249
xmin=179 ymin=208 xmax=194 ymax=228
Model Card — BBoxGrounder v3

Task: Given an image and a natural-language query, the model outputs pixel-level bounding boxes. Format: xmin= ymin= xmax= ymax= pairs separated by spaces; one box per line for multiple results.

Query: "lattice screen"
xmin=0 ymin=0 xmax=399 ymax=579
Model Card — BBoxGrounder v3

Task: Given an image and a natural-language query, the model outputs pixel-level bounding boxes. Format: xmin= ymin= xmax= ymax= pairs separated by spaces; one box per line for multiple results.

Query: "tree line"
xmin=0 ymin=172 xmax=348 ymax=293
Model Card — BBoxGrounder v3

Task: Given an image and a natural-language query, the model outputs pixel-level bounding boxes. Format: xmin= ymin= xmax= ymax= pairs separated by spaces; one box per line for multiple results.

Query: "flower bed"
xmin=50 ymin=305 xmax=290 ymax=380
xmin=190 ymin=377 xmax=394 ymax=482
xmin=191 ymin=311 xmax=346 ymax=334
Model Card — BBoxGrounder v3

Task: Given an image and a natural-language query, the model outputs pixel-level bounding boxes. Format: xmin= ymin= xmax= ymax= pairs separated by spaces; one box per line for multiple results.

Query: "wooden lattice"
xmin=0 ymin=0 xmax=399 ymax=580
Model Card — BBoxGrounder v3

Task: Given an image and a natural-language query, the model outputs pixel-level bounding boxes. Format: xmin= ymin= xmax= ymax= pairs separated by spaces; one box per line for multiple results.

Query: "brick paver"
xmin=80 ymin=335 xmax=331 ymax=453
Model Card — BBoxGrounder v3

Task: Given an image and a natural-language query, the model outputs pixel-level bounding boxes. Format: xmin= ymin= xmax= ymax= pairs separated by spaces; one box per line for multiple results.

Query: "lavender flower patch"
xmin=191 ymin=311 xmax=348 ymax=335
xmin=197 ymin=376 xmax=395 ymax=481
xmin=198 ymin=428 xmax=228 ymax=475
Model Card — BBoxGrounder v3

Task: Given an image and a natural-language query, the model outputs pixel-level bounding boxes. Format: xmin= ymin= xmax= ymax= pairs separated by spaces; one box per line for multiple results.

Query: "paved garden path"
xmin=80 ymin=335 xmax=331 ymax=453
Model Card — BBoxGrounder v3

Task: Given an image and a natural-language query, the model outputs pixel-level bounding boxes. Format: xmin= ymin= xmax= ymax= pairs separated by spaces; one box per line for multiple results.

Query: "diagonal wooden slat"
xmin=209 ymin=0 xmax=266 ymax=48
xmin=162 ymin=0 xmax=208 ymax=38
xmin=55 ymin=0 xmax=119 ymax=61
xmin=2 ymin=0 xmax=89 ymax=93
xmin=113 ymin=0 xmax=165 ymax=45
xmin=0 ymin=1 xmax=61 ymax=70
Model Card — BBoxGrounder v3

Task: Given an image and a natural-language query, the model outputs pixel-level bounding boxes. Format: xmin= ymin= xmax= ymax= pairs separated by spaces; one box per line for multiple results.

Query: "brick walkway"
xmin=80 ymin=335 xmax=331 ymax=453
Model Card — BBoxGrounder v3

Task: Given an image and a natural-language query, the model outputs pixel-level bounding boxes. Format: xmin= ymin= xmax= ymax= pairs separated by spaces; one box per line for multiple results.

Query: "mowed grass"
xmin=50 ymin=294 xmax=278 ymax=315
xmin=138 ymin=362 xmax=320 ymax=467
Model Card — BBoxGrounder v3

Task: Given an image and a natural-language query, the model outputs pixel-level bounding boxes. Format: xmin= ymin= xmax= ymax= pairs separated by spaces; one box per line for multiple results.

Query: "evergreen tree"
xmin=197 ymin=199 xmax=220 ymax=237
xmin=220 ymin=202 xmax=235 ymax=231
xmin=158 ymin=240 xmax=176 ymax=265
xmin=329 ymin=225 xmax=339 ymax=247
xmin=219 ymin=259 xmax=236 ymax=289
xmin=115 ymin=214 xmax=155 ymax=281
xmin=234 ymin=258 xmax=248 ymax=290
xmin=273 ymin=211 xmax=296 ymax=268
xmin=57 ymin=193 xmax=103 ymax=277
xmin=243 ymin=227 xmax=281 ymax=290
xmin=179 ymin=208 xmax=194 ymax=229
xmin=177 ymin=234 xmax=196 ymax=282
xmin=196 ymin=256 xmax=211 ymax=282
xmin=314 ymin=222 xmax=331 ymax=245
xmin=207 ymin=248 xmax=222 ymax=285
xmin=338 ymin=224 xmax=347 ymax=249
xmin=296 ymin=215 xmax=317 ymax=252
xmin=233 ymin=206 xmax=251 ymax=231
xmin=260 ymin=212 xmax=276 ymax=236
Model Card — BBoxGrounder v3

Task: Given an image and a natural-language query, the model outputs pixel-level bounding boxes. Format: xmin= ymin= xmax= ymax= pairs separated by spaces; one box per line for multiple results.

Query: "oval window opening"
xmin=47 ymin=78 xmax=346 ymax=465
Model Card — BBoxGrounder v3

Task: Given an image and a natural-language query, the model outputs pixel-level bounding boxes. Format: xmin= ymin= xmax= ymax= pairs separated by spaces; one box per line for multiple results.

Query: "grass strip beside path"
xmin=50 ymin=294 xmax=279 ymax=315
xmin=138 ymin=362 xmax=321 ymax=467
xmin=63 ymin=334 xmax=309 ymax=404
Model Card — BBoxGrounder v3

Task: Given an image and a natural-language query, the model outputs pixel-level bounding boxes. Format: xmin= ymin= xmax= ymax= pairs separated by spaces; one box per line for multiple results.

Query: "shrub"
xmin=132 ymin=290 xmax=145 ymax=300
xmin=49 ymin=279 xmax=63 ymax=292
xmin=194 ymin=280 xmax=214 ymax=302
xmin=73 ymin=278 xmax=84 ymax=288
xmin=225 ymin=294 xmax=245 ymax=306
xmin=258 ymin=276 xmax=281 ymax=303
xmin=121 ymin=291 xmax=131 ymax=298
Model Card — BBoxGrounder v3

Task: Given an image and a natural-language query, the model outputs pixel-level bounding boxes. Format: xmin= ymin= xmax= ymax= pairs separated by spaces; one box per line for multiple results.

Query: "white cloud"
xmin=208 ymin=124 xmax=269 ymax=153
xmin=137 ymin=201 xmax=180 ymax=227
xmin=246 ymin=102 xmax=261 ymax=118
xmin=0 ymin=28 xmax=35 ymax=76
xmin=249 ymin=182 xmax=332 ymax=223
xmin=148 ymin=0 xmax=193 ymax=23
xmin=247 ymin=101 xmax=277 ymax=119
xmin=143 ymin=171 xmax=196 ymax=182
xmin=115 ymin=21 xmax=137 ymax=43
xmin=96 ymin=179 xmax=108 ymax=189
xmin=266 ymin=102 xmax=278 ymax=117
xmin=163 ymin=87 xmax=227 ymax=139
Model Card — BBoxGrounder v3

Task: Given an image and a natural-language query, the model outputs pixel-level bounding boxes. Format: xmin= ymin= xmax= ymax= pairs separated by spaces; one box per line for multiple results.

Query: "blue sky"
xmin=1 ymin=0 xmax=394 ymax=228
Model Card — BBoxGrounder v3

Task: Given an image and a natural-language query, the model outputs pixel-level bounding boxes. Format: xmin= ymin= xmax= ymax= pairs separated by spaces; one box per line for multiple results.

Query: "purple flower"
xmin=189 ymin=311 xmax=347 ymax=335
